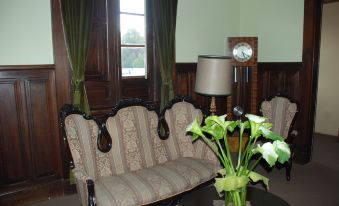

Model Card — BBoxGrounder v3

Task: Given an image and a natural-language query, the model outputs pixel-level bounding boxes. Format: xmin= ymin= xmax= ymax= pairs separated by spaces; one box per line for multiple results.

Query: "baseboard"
xmin=314 ymin=132 xmax=337 ymax=138
xmin=0 ymin=179 xmax=75 ymax=206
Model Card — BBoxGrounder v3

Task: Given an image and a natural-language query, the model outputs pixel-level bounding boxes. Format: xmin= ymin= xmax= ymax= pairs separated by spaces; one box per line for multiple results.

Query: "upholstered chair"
xmin=260 ymin=96 xmax=298 ymax=181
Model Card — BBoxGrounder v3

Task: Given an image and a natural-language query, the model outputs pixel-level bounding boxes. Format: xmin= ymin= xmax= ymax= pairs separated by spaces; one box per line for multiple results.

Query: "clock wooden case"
xmin=227 ymin=37 xmax=258 ymax=120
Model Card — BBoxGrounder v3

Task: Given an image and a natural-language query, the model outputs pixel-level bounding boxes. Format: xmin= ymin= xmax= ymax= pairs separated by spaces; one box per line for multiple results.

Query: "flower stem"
xmin=223 ymin=132 xmax=235 ymax=173
xmin=237 ymin=129 xmax=244 ymax=169
xmin=248 ymin=156 xmax=263 ymax=173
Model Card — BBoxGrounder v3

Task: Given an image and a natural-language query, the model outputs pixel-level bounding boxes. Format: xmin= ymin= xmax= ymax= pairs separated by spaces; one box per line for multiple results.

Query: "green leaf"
xmin=214 ymin=175 xmax=249 ymax=196
xmin=202 ymin=124 xmax=224 ymax=140
xmin=248 ymin=171 xmax=270 ymax=189
xmin=225 ymin=121 xmax=238 ymax=132
xmin=217 ymin=168 xmax=227 ymax=176
xmin=186 ymin=118 xmax=205 ymax=139
xmin=259 ymin=126 xmax=284 ymax=141
xmin=274 ymin=140 xmax=291 ymax=164
xmin=192 ymin=133 xmax=200 ymax=142
xmin=262 ymin=122 xmax=273 ymax=129
xmin=205 ymin=115 xmax=227 ymax=130
xmin=252 ymin=142 xmax=278 ymax=167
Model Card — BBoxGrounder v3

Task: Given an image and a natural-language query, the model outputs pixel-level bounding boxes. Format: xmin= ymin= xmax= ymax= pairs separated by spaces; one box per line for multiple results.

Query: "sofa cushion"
xmin=94 ymin=157 xmax=219 ymax=206
xmin=106 ymin=106 xmax=166 ymax=175
xmin=164 ymin=102 xmax=219 ymax=164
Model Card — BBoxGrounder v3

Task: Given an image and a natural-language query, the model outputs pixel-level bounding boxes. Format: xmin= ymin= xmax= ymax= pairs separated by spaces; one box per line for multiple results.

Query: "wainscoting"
xmin=0 ymin=65 xmax=70 ymax=206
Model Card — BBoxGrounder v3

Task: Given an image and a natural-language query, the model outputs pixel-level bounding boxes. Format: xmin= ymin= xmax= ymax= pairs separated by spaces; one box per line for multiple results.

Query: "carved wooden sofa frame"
xmin=60 ymin=96 xmax=219 ymax=206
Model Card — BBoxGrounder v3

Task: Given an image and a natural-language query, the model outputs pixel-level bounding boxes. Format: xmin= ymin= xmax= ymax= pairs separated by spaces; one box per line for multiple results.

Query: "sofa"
xmin=60 ymin=96 xmax=220 ymax=206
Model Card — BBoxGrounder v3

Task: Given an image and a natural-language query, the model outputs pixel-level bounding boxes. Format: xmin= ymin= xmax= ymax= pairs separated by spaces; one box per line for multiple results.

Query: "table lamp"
xmin=195 ymin=55 xmax=233 ymax=115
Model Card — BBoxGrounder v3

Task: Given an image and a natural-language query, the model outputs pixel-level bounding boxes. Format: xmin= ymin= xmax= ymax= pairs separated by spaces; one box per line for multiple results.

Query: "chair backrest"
xmin=105 ymin=105 xmax=162 ymax=175
xmin=63 ymin=114 xmax=101 ymax=180
xmin=260 ymin=96 xmax=298 ymax=139
xmin=162 ymin=97 xmax=219 ymax=164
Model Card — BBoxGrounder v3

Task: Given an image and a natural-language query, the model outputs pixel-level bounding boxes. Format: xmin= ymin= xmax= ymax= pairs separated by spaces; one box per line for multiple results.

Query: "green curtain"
xmin=151 ymin=0 xmax=178 ymax=110
xmin=60 ymin=0 xmax=93 ymax=115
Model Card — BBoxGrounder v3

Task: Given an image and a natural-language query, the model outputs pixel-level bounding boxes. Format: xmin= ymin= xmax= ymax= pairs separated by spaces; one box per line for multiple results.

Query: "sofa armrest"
xmin=73 ymin=169 xmax=96 ymax=206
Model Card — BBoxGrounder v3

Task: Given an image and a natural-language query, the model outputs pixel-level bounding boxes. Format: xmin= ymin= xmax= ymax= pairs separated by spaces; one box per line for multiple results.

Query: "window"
xmin=120 ymin=0 xmax=146 ymax=77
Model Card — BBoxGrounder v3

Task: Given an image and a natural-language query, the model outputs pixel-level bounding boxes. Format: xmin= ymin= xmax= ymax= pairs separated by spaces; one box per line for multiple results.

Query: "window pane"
xmin=120 ymin=0 xmax=144 ymax=14
xmin=121 ymin=47 xmax=146 ymax=77
xmin=120 ymin=14 xmax=145 ymax=45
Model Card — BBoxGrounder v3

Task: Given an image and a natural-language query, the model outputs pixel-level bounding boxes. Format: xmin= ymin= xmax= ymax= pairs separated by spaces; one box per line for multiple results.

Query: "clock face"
xmin=232 ymin=42 xmax=253 ymax=62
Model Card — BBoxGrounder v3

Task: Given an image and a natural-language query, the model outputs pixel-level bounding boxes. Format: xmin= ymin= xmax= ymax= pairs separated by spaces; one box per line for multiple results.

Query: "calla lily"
xmin=253 ymin=142 xmax=278 ymax=167
xmin=205 ymin=115 xmax=227 ymax=130
xmin=245 ymin=114 xmax=267 ymax=139
xmin=186 ymin=113 xmax=291 ymax=206
xmin=214 ymin=175 xmax=249 ymax=196
xmin=202 ymin=123 xmax=224 ymax=140
xmin=248 ymin=171 xmax=269 ymax=189
xmin=274 ymin=140 xmax=291 ymax=164
xmin=186 ymin=118 xmax=205 ymax=141
xmin=259 ymin=126 xmax=284 ymax=141
xmin=245 ymin=114 xmax=266 ymax=123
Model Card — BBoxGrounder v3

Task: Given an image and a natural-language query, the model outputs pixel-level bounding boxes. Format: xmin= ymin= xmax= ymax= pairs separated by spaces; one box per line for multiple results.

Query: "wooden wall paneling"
xmin=258 ymin=62 xmax=302 ymax=103
xmin=0 ymin=66 xmax=64 ymax=205
xmin=298 ymin=0 xmax=322 ymax=163
xmin=120 ymin=78 xmax=149 ymax=100
xmin=86 ymin=0 xmax=108 ymax=81
xmin=86 ymin=81 xmax=114 ymax=110
xmin=0 ymin=78 xmax=31 ymax=185
xmin=24 ymin=73 xmax=62 ymax=178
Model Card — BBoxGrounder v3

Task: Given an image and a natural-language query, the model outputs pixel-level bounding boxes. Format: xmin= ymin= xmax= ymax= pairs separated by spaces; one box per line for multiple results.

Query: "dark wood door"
xmin=0 ymin=67 xmax=63 ymax=205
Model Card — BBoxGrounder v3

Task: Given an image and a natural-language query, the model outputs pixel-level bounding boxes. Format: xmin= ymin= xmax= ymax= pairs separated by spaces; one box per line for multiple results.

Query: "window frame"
xmin=119 ymin=0 xmax=149 ymax=78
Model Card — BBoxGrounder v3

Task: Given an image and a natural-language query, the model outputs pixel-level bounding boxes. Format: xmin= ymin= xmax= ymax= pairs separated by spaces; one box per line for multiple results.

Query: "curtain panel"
xmin=60 ymin=0 xmax=94 ymax=114
xmin=151 ymin=0 xmax=178 ymax=110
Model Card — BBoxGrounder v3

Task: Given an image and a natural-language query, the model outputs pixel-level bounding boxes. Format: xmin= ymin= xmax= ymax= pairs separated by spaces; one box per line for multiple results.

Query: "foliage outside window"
xmin=120 ymin=0 xmax=146 ymax=77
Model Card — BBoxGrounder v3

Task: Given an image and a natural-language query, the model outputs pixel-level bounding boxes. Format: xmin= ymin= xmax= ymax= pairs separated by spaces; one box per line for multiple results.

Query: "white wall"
xmin=0 ymin=0 xmax=54 ymax=65
xmin=176 ymin=0 xmax=304 ymax=63
xmin=239 ymin=0 xmax=304 ymax=62
xmin=315 ymin=2 xmax=339 ymax=136
xmin=176 ymin=0 xmax=239 ymax=62
xmin=0 ymin=0 xmax=304 ymax=65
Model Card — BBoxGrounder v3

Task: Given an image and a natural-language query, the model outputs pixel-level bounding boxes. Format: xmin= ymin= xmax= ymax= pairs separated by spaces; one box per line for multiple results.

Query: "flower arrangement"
xmin=186 ymin=114 xmax=291 ymax=206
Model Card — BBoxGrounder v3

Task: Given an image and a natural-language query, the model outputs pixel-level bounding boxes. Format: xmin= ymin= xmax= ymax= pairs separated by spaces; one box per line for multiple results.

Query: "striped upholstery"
xmin=64 ymin=114 xmax=100 ymax=180
xmin=164 ymin=102 xmax=219 ymax=164
xmin=261 ymin=96 xmax=297 ymax=138
xmin=64 ymin=102 xmax=220 ymax=206
xmin=94 ymin=157 xmax=219 ymax=206
xmin=105 ymin=106 xmax=163 ymax=175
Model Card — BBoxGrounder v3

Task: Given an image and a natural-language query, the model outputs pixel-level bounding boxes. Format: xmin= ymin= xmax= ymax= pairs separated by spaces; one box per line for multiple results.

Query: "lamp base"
xmin=210 ymin=96 xmax=217 ymax=115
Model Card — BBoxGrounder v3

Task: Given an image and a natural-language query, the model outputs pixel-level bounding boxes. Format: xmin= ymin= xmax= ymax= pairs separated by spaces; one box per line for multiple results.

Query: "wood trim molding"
xmin=298 ymin=0 xmax=322 ymax=163
xmin=0 ymin=65 xmax=54 ymax=70
xmin=323 ymin=0 xmax=339 ymax=3
xmin=51 ymin=0 xmax=72 ymax=111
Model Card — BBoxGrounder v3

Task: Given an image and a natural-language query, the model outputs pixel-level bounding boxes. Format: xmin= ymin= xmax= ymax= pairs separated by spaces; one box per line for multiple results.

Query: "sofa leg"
xmin=87 ymin=179 xmax=96 ymax=206
xmin=285 ymin=159 xmax=292 ymax=181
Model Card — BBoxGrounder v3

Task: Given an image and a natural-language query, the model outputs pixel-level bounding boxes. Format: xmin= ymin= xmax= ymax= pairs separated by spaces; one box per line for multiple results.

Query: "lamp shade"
xmin=195 ymin=55 xmax=233 ymax=96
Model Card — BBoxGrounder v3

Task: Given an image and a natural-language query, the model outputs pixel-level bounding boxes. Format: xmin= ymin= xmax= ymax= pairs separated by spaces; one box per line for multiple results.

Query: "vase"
xmin=212 ymin=200 xmax=251 ymax=206
xmin=223 ymin=187 xmax=248 ymax=206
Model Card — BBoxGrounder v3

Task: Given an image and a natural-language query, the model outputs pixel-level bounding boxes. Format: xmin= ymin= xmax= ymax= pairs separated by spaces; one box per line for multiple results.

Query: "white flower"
xmin=245 ymin=114 xmax=266 ymax=123
xmin=253 ymin=142 xmax=278 ymax=167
